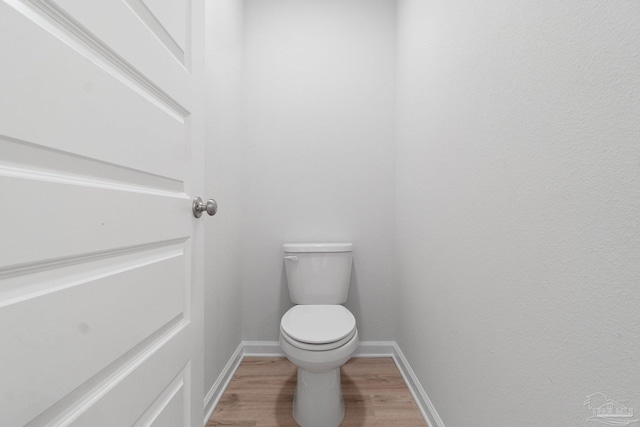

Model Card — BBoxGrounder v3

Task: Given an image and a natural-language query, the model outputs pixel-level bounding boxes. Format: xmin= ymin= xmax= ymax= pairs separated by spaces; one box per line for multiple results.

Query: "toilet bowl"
xmin=280 ymin=304 xmax=358 ymax=427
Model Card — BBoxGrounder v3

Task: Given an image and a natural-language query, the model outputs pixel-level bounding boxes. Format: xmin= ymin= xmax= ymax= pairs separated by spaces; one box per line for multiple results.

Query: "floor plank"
xmin=207 ymin=357 xmax=426 ymax=427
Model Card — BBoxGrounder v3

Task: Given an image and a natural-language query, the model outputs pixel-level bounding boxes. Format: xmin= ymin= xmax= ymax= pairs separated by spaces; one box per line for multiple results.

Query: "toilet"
xmin=279 ymin=243 xmax=358 ymax=427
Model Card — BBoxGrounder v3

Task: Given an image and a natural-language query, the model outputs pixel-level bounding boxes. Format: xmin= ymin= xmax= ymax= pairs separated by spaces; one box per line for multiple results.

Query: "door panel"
xmin=50 ymin=0 xmax=192 ymax=97
xmin=0 ymin=0 xmax=203 ymax=426
xmin=0 ymin=4 xmax=187 ymax=179
xmin=66 ymin=339 xmax=190 ymax=427
xmin=1 ymin=170 xmax=188 ymax=268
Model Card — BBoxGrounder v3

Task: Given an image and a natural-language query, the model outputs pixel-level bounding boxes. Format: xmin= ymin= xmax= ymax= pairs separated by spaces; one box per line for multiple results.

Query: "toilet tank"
xmin=283 ymin=243 xmax=353 ymax=305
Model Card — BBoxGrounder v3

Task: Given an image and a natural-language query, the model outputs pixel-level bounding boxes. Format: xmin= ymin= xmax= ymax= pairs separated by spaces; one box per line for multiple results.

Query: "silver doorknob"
xmin=192 ymin=197 xmax=218 ymax=218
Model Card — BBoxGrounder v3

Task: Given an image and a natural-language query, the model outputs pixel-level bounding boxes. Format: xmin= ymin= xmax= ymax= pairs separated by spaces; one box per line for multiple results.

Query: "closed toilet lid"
xmin=280 ymin=305 xmax=356 ymax=344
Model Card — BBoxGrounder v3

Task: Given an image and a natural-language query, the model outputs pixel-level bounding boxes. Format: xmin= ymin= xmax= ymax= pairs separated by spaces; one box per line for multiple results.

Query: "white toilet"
xmin=279 ymin=243 xmax=358 ymax=427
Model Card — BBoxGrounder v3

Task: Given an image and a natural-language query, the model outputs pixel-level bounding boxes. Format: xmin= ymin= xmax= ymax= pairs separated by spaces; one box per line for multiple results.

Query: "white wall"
xmin=241 ymin=0 xmax=397 ymax=341
xmin=396 ymin=0 xmax=640 ymax=426
xmin=204 ymin=0 xmax=245 ymax=399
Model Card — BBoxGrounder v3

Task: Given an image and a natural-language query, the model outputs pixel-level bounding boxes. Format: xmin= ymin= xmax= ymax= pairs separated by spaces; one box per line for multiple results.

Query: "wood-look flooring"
xmin=207 ymin=357 xmax=427 ymax=427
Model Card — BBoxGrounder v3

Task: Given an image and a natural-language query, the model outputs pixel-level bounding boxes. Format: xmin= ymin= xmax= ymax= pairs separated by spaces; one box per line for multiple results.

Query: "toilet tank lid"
xmin=283 ymin=243 xmax=353 ymax=253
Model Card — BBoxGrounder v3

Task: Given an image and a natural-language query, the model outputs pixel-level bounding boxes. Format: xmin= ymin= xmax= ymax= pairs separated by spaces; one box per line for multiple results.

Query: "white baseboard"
xmin=391 ymin=343 xmax=445 ymax=427
xmin=242 ymin=340 xmax=397 ymax=358
xmin=352 ymin=340 xmax=395 ymax=357
xmin=203 ymin=342 xmax=244 ymax=425
xmin=242 ymin=340 xmax=284 ymax=357
xmin=203 ymin=340 xmax=445 ymax=427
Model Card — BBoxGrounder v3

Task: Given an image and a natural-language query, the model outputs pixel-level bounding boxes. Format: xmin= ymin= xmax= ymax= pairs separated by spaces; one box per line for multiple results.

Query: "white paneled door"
xmin=0 ymin=0 xmax=205 ymax=426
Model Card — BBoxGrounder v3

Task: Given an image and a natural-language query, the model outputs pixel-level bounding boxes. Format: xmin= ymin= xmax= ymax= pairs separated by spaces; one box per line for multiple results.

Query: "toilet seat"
xmin=281 ymin=305 xmax=356 ymax=351
xmin=281 ymin=326 xmax=356 ymax=351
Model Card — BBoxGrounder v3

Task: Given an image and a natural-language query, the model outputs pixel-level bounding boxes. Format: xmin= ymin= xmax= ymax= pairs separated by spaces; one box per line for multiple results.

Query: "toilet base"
xmin=293 ymin=367 xmax=344 ymax=427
